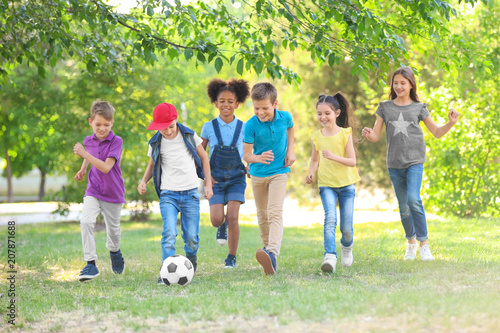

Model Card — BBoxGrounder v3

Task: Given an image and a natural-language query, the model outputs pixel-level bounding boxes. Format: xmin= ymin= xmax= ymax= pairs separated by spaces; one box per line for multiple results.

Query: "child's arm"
xmin=306 ymin=143 xmax=319 ymax=184
xmin=73 ymin=142 xmax=116 ymax=174
xmin=423 ymin=108 xmax=459 ymax=139
xmin=322 ymin=134 xmax=357 ymax=167
xmin=284 ymin=127 xmax=296 ymax=168
xmin=362 ymin=115 xmax=384 ymax=142
xmin=137 ymin=157 xmax=154 ymax=195
xmin=197 ymin=144 xmax=213 ymax=200
xmin=201 ymin=138 xmax=209 ymax=150
xmin=74 ymin=159 xmax=89 ymax=181
xmin=243 ymin=143 xmax=274 ymax=164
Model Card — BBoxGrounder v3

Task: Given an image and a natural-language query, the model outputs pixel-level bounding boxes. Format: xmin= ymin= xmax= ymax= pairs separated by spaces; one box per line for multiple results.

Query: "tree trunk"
xmin=39 ymin=168 xmax=46 ymax=201
xmin=5 ymin=149 xmax=13 ymax=202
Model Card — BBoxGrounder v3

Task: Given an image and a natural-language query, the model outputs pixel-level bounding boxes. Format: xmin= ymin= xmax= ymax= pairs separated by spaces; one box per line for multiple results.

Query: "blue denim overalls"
xmin=210 ymin=119 xmax=246 ymax=182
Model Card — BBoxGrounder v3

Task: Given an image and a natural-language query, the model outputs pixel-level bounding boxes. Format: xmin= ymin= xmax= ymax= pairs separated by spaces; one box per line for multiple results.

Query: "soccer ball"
xmin=160 ymin=255 xmax=195 ymax=286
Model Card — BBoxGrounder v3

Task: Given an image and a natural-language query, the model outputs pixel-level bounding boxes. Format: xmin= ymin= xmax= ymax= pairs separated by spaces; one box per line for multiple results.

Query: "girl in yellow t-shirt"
xmin=306 ymin=92 xmax=361 ymax=273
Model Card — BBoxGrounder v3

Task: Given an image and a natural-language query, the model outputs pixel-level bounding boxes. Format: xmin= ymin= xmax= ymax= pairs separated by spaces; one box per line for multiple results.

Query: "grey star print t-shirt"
xmin=376 ymin=100 xmax=430 ymax=169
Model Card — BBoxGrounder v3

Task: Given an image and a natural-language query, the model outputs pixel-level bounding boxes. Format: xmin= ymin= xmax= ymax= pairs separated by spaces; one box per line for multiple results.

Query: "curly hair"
xmin=207 ymin=78 xmax=250 ymax=103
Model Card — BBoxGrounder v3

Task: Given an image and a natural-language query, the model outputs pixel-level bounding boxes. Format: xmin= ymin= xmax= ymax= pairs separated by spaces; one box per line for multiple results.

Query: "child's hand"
xmin=211 ymin=178 xmax=218 ymax=186
xmin=448 ymin=108 xmax=459 ymax=124
xmin=362 ymin=127 xmax=373 ymax=138
xmin=137 ymin=182 xmax=147 ymax=195
xmin=322 ymin=150 xmax=336 ymax=160
xmin=73 ymin=142 xmax=87 ymax=158
xmin=204 ymin=185 xmax=213 ymax=200
xmin=74 ymin=169 xmax=86 ymax=181
xmin=284 ymin=151 xmax=296 ymax=168
xmin=306 ymin=173 xmax=314 ymax=184
xmin=259 ymin=150 xmax=274 ymax=165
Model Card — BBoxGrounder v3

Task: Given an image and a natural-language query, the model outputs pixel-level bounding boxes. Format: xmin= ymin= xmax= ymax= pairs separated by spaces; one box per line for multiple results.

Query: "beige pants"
xmin=251 ymin=173 xmax=288 ymax=256
xmin=81 ymin=196 xmax=122 ymax=261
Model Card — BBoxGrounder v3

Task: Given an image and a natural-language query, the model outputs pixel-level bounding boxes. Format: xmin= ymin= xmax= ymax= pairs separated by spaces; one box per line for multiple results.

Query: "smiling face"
xmin=252 ymin=98 xmax=278 ymax=122
xmin=89 ymin=114 xmax=113 ymax=141
xmin=316 ymin=103 xmax=339 ymax=128
xmin=159 ymin=120 xmax=178 ymax=140
xmin=392 ymin=74 xmax=413 ymax=100
xmin=215 ymin=90 xmax=240 ymax=119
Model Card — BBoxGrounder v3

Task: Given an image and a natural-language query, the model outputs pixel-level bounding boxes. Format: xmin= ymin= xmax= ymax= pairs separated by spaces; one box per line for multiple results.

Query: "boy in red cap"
xmin=137 ymin=103 xmax=212 ymax=284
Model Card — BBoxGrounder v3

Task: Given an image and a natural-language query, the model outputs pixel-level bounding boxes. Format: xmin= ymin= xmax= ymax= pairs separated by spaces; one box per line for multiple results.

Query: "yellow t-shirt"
xmin=311 ymin=127 xmax=361 ymax=188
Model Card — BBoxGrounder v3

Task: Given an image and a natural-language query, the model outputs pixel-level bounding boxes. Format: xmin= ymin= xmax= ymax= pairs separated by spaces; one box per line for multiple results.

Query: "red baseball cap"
xmin=147 ymin=103 xmax=178 ymax=130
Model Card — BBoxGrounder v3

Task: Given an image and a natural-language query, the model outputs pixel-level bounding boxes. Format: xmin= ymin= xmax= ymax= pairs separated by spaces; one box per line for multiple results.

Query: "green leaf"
xmin=236 ymin=58 xmax=244 ymax=75
xmin=215 ymin=57 xmax=223 ymax=73
xmin=184 ymin=49 xmax=193 ymax=60
xmin=196 ymin=52 xmax=206 ymax=62
xmin=146 ymin=6 xmax=155 ymax=16
xmin=265 ymin=41 xmax=274 ymax=53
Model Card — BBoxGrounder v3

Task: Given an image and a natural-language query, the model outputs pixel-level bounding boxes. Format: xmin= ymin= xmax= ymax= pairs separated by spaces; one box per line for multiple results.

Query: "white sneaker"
xmin=321 ymin=254 xmax=337 ymax=273
xmin=340 ymin=244 xmax=353 ymax=267
xmin=420 ymin=244 xmax=434 ymax=261
xmin=404 ymin=243 xmax=418 ymax=260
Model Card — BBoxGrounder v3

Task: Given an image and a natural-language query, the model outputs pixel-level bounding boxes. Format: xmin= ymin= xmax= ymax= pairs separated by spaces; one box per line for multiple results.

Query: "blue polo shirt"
xmin=244 ymin=109 xmax=293 ymax=177
xmin=201 ymin=116 xmax=245 ymax=159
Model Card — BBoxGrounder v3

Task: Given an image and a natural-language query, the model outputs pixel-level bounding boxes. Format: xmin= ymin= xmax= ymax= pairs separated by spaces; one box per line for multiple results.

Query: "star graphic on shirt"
xmin=389 ymin=113 xmax=412 ymax=137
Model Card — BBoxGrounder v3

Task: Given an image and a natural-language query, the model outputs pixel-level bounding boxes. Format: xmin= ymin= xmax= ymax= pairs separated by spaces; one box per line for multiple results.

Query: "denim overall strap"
xmin=211 ymin=119 xmax=224 ymax=146
xmin=230 ymin=120 xmax=243 ymax=147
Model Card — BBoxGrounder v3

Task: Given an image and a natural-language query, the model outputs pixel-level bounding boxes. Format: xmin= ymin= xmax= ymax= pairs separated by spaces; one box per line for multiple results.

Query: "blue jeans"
xmin=319 ymin=184 xmax=355 ymax=256
xmin=159 ymin=189 xmax=200 ymax=260
xmin=388 ymin=164 xmax=428 ymax=241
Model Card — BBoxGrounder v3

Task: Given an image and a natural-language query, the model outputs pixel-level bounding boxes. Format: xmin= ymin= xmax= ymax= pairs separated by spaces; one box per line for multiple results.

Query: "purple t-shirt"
xmin=83 ymin=131 xmax=125 ymax=203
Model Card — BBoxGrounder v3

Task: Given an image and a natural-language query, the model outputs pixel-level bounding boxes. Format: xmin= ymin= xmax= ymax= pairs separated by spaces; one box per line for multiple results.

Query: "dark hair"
xmin=207 ymin=78 xmax=250 ymax=103
xmin=90 ymin=100 xmax=115 ymax=121
xmin=250 ymin=82 xmax=278 ymax=103
xmin=316 ymin=92 xmax=352 ymax=128
xmin=389 ymin=66 xmax=420 ymax=102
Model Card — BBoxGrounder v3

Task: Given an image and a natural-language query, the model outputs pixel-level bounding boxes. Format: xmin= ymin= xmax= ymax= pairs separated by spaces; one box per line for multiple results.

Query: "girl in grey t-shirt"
xmin=361 ymin=66 xmax=459 ymax=262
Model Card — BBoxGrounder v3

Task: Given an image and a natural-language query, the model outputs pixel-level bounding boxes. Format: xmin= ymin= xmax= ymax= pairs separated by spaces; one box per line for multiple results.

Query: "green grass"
xmin=1 ymin=214 xmax=500 ymax=332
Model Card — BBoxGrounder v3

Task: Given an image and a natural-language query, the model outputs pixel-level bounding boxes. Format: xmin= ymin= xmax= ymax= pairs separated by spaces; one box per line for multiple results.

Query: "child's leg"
xmin=265 ymin=173 xmax=288 ymax=256
xmin=388 ymin=168 xmax=416 ymax=241
xmin=179 ymin=188 xmax=200 ymax=259
xmin=226 ymin=200 xmax=241 ymax=256
xmin=159 ymin=190 xmax=181 ymax=261
xmin=251 ymin=175 xmax=270 ymax=247
xmin=338 ymin=184 xmax=355 ymax=248
xmin=319 ymin=187 xmax=339 ymax=256
xmin=100 ymin=201 xmax=123 ymax=253
xmin=209 ymin=181 xmax=226 ymax=227
xmin=209 ymin=204 xmax=225 ymax=227
xmin=405 ymin=164 xmax=428 ymax=242
xmin=80 ymin=196 xmax=102 ymax=262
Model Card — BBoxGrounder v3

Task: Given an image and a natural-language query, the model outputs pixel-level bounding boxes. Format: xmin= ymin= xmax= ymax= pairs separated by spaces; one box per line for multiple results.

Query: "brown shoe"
xmin=256 ymin=248 xmax=275 ymax=275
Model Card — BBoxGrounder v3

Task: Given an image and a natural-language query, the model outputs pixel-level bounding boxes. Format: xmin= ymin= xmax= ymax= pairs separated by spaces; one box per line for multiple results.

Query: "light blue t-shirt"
xmin=244 ymin=109 xmax=293 ymax=177
xmin=200 ymin=116 xmax=245 ymax=159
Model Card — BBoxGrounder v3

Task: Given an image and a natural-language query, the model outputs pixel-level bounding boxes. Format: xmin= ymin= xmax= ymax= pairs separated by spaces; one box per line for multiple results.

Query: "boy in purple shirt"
xmin=73 ymin=100 xmax=126 ymax=281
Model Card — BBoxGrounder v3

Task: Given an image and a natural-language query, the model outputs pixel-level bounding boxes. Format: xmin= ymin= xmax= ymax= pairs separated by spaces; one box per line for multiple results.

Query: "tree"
xmin=0 ymin=0 xmax=485 ymax=83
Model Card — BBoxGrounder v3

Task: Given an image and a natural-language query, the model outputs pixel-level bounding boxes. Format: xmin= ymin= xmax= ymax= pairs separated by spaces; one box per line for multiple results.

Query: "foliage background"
xmin=1 ymin=0 xmax=499 ymax=218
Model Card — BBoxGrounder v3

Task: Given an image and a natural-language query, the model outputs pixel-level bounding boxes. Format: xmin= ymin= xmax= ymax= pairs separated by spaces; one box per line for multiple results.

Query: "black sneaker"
xmin=157 ymin=276 xmax=165 ymax=285
xmin=224 ymin=255 xmax=237 ymax=268
xmin=110 ymin=250 xmax=125 ymax=274
xmin=187 ymin=255 xmax=197 ymax=273
xmin=79 ymin=264 xmax=100 ymax=282
xmin=216 ymin=220 xmax=228 ymax=246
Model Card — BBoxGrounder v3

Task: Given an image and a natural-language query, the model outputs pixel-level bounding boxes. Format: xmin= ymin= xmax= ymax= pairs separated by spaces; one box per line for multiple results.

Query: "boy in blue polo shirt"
xmin=243 ymin=82 xmax=295 ymax=275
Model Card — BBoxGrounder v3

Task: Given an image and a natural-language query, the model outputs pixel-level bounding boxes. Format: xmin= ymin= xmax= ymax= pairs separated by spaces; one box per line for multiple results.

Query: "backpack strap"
xmin=230 ymin=120 xmax=243 ymax=147
xmin=211 ymin=119 xmax=224 ymax=146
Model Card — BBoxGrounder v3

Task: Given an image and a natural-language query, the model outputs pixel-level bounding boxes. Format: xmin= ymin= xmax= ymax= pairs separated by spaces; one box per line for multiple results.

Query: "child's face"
xmin=215 ymin=90 xmax=240 ymax=118
xmin=316 ymin=103 xmax=339 ymax=128
xmin=252 ymin=98 xmax=278 ymax=122
xmin=159 ymin=120 xmax=178 ymax=140
xmin=89 ymin=114 xmax=113 ymax=141
xmin=392 ymin=74 xmax=412 ymax=99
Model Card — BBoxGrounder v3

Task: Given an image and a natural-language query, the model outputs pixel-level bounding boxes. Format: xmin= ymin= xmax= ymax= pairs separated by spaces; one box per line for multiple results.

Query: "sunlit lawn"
xmin=1 ymin=214 xmax=499 ymax=332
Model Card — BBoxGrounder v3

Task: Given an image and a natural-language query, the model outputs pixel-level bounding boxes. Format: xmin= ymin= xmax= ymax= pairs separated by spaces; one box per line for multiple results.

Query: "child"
xmin=201 ymin=78 xmax=250 ymax=268
xmin=306 ymin=93 xmax=361 ymax=273
xmin=137 ymin=103 xmax=212 ymax=283
xmin=362 ymin=66 xmax=459 ymax=261
xmin=243 ymin=82 xmax=295 ymax=275
xmin=73 ymin=100 xmax=125 ymax=282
